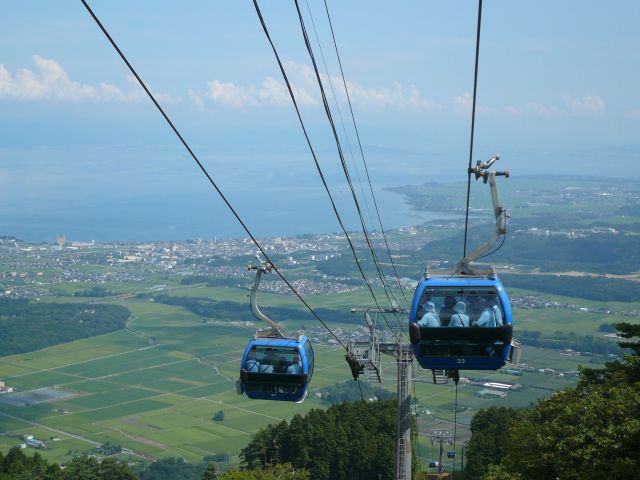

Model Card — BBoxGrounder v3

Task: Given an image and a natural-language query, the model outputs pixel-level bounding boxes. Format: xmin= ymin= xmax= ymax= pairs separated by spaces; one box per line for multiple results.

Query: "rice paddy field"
xmin=0 ymin=283 xmax=625 ymax=467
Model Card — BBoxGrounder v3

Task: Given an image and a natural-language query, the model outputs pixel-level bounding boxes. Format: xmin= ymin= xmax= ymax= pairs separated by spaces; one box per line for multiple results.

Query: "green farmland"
xmin=0 ymin=288 xmax=369 ymax=466
xmin=0 ymin=280 xmax=622 ymax=467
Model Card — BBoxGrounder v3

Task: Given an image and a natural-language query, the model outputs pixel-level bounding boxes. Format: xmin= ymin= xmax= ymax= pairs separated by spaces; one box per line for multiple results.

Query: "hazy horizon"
xmin=2 ymin=1 xmax=639 ymax=242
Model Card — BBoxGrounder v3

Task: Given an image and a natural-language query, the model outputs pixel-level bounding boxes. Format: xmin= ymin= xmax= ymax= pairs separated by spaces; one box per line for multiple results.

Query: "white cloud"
xmin=283 ymin=60 xmax=317 ymax=91
xmin=626 ymin=108 xmax=640 ymax=118
xmin=0 ymin=55 xmax=149 ymax=103
xmin=453 ymin=92 xmax=472 ymax=113
xmin=459 ymin=94 xmax=604 ymax=118
xmin=258 ymin=76 xmax=317 ymax=107
xmin=194 ymin=60 xmax=436 ymax=111
xmin=452 ymin=92 xmax=492 ymax=114
xmin=345 ymin=80 xmax=436 ymax=110
xmin=502 ymin=102 xmax=562 ymax=117
xmin=562 ymin=94 xmax=605 ymax=115
xmin=188 ymin=89 xmax=205 ymax=111
xmin=205 ymin=80 xmax=258 ymax=108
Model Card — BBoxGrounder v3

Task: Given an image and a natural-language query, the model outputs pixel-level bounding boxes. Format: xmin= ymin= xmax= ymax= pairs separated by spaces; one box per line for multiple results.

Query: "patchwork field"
xmin=0 ymin=283 xmax=625 ymax=468
xmin=0 ymin=292 xmax=359 ymax=465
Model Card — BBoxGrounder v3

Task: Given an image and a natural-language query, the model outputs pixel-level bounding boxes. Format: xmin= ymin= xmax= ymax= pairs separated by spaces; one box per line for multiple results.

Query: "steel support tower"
xmin=393 ymin=344 xmax=413 ymax=480
xmin=348 ymin=308 xmax=413 ymax=480
xmin=430 ymin=430 xmax=453 ymax=475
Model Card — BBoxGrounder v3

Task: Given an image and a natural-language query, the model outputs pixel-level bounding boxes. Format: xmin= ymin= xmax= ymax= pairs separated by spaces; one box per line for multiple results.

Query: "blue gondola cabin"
xmin=409 ymin=275 xmax=513 ymax=371
xmin=238 ymin=335 xmax=314 ymax=402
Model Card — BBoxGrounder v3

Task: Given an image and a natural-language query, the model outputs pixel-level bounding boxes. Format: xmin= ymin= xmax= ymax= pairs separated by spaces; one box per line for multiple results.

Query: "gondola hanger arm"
xmin=248 ymin=260 xmax=285 ymax=337
xmin=455 ymin=154 xmax=509 ymax=274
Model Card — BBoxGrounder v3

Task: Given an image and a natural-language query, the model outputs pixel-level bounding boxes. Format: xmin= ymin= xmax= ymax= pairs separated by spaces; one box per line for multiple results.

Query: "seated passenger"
xmin=244 ymin=351 xmax=260 ymax=372
xmin=287 ymin=353 xmax=303 ymax=375
xmin=439 ymin=296 xmax=456 ymax=326
xmin=449 ymin=302 xmax=470 ymax=327
xmin=275 ymin=355 xmax=289 ymax=373
xmin=476 ymin=298 xmax=502 ymax=327
xmin=259 ymin=350 xmax=274 ymax=373
xmin=417 ymin=301 xmax=441 ymax=327
xmin=415 ymin=293 xmax=431 ymax=320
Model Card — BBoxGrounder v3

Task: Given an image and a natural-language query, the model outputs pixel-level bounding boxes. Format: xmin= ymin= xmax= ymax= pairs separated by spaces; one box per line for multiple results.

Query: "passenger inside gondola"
xmin=243 ymin=346 xmax=304 ymax=375
xmin=475 ymin=297 xmax=503 ymax=327
xmin=259 ymin=349 xmax=275 ymax=373
xmin=439 ymin=296 xmax=456 ymax=326
xmin=417 ymin=288 xmax=506 ymax=328
xmin=242 ymin=346 xmax=307 ymax=397
xmin=287 ymin=353 xmax=302 ymax=374
xmin=417 ymin=301 xmax=440 ymax=327
xmin=244 ymin=349 xmax=260 ymax=372
xmin=449 ymin=301 xmax=469 ymax=327
xmin=412 ymin=286 xmax=510 ymax=359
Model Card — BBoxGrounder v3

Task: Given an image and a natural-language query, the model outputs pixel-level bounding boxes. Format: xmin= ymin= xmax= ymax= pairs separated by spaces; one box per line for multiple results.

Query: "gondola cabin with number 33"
xmin=409 ymin=155 xmax=519 ymax=372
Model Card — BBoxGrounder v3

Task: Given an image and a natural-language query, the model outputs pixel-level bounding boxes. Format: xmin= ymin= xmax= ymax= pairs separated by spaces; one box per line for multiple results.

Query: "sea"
xmin=3 ymin=142 xmax=637 ymax=243
xmin=0 ymin=184 xmax=451 ymax=243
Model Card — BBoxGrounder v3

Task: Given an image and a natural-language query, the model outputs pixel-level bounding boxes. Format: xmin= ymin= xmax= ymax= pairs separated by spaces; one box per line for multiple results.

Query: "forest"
xmin=0 ymin=450 xmax=137 ymax=480
xmin=516 ymin=329 xmax=621 ymax=355
xmin=315 ymin=226 xmax=640 ymax=279
xmin=0 ymin=298 xmax=130 ymax=356
xmin=317 ymin=380 xmax=395 ymax=405
xmin=429 ymin=228 xmax=640 ymax=275
xmin=239 ymin=399 xmax=399 ymax=480
xmin=464 ymin=322 xmax=640 ymax=479
xmin=0 ymin=450 xmax=302 ymax=480
xmin=500 ymin=273 xmax=640 ymax=303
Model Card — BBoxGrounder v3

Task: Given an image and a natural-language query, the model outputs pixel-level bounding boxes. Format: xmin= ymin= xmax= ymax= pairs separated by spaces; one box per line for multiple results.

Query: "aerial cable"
xmin=251 ymin=0 xmax=384 ymax=315
xmin=302 ymin=0 xmax=410 ymax=326
xmin=252 ymin=0 xmax=402 ymax=339
xmin=293 ymin=3 xmax=406 ymax=335
xmin=303 ymin=0 xmax=376 ymax=232
xmin=462 ymin=0 xmax=484 ymax=258
xmin=322 ymin=0 xmax=409 ymax=307
xmin=80 ymin=0 xmax=346 ymax=350
xmin=291 ymin=0 xmax=406 ymax=332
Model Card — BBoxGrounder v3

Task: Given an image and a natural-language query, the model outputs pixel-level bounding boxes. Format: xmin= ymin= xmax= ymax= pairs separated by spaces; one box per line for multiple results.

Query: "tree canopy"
xmin=465 ymin=322 xmax=640 ymax=480
xmin=240 ymin=399 xmax=397 ymax=480
xmin=0 ymin=298 xmax=130 ymax=356
xmin=220 ymin=463 xmax=309 ymax=480
xmin=0 ymin=448 xmax=137 ymax=480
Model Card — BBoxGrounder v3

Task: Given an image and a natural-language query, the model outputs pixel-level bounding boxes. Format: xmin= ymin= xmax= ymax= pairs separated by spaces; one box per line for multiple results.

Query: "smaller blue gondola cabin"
xmin=409 ymin=275 xmax=513 ymax=371
xmin=238 ymin=335 xmax=314 ymax=402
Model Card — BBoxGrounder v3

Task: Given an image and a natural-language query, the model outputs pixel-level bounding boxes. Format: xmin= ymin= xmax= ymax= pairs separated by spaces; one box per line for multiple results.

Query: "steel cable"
xmin=252 ymin=0 xmax=402 ymax=340
xmin=80 ymin=0 xmax=347 ymax=349
xmin=462 ymin=0 xmax=484 ymax=258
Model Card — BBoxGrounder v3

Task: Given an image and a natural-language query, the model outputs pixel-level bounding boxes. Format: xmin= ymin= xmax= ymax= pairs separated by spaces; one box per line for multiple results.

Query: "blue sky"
xmin=1 ymin=1 xmax=639 ymax=240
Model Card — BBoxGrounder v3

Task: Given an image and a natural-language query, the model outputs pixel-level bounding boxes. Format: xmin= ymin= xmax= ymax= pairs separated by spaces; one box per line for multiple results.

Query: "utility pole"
xmin=347 ymin=308 xmax=412 ymax=480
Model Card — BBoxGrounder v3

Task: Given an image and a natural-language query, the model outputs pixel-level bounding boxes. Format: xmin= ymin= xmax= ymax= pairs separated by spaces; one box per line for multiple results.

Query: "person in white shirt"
xmin=449 ymin=302 xmax=470 ymax=327
xmin=417 ymin=301 xmax=441 ymax=327
xmin=259 ymin=349 xmax=274 ymax=373
xmin=287 ymin=353 xmax=303 ymax=375
xmin=244 ymin=350 xmax=260 ymax=372
xmin=476 ymin=298 xmax=502 ymax=327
